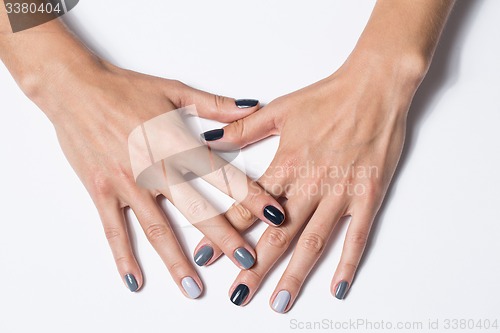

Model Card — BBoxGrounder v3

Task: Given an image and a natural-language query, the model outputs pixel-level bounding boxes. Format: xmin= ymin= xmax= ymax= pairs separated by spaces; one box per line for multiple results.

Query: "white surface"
xmin=1 ymin=1 xmax=500 ymax=332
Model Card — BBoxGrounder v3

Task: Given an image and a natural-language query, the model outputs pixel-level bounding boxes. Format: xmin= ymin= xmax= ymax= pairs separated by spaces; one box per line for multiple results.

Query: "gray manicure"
xmin=181 ymin=277 xmax=202 ymax=299
xmin=335 ymin=280 xmax=349 ymax=300
xmin=272 ymin=290 xmax=291 ymax=313
xmin=194 ymin=245 xmax=214 ymax=266
xmin=234 ymin=248 xmax=255 ymax=269
xmin=124 ymin=274 xmax=138 ymax=292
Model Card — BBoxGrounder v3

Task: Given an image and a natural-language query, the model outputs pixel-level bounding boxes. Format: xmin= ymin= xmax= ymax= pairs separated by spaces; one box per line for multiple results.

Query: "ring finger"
xmin=269 ymin=199 xmax=347 ymax=313
xmin=131 ymin=193 xmax=203 ymax=299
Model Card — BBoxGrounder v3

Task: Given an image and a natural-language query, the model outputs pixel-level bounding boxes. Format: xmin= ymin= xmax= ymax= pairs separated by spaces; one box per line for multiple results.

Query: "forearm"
xmin=349 ymin=0 xmax=455 ymax=84
xmin=0 ymin=0 xmax=98 ymax=99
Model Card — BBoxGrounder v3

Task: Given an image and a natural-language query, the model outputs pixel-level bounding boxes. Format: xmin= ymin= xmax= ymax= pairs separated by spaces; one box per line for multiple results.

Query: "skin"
xmin=197 ymin=0 xmax=456 ymax=311
xmin=0 ymin=1 xmax=286 ymax=295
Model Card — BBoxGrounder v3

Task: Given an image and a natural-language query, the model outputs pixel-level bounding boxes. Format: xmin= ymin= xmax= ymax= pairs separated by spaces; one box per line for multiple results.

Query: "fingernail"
xmin=181 ymin=277 xmax=202 ymax=299
xmin=235 ymin=99 xmax=259 ymax=109
xmin=233 ymin=247 xmax=255 ymax=269
xmin=194 ymin=245 xmax=214 ymax=266
xmin=264 ymin=205 xmax=285 ymax=226
xmin=272 ymin=290 xmax=291 ymax=313
xmin=335 ymin=280 xmax=349 ymax=300
xmin=230 ymin=284 xmax=250 ymax=306
xmin=124 ymin=274 xmax=138 ymax=292
xmin=201 ymin=129 xmax=224 ymax=141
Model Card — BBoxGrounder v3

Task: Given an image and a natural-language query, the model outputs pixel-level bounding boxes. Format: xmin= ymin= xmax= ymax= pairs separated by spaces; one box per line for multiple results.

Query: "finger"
xmin=193 ymin=203 xmax=256 ymax=267
xmin=131 ymin=194 xmax=203 ymax=299
xmin=331 ymin=209 xmax=374 ymax=300
xmin=200 ymin=106 xmax=279 ymax=150
xmin=192 ymin=154 xmax=290 ymax=267
xmin=192 ymin=154 xmax=290 ymax=266
xmin=169 ymin=80 xmax=261 ymax=123
xmin=96 ymin=199 xmax=143 ymax=292
xmin=191 ymin=153 xmax=285 ymax=227
xmin=228 ymin=197 xmax=316 ymax=306
xmin=163 ymin=180 xmax=257 ymax=270
xmin=270 ymin=200 xmax=347 ymax=313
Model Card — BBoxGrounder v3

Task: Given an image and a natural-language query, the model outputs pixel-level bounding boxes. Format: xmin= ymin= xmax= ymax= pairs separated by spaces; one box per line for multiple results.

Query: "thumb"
xmin=172 ymin=81 xmax=260 ymax=123
xmin=200 ymin=106 xmax=279 ymax=150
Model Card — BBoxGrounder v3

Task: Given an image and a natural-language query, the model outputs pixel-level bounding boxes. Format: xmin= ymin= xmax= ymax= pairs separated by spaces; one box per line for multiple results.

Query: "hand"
xmin=0 ymin=3 xmax=286 ymax=295
xmin=27 ymin=57 xmax=285 ymax=295
xmin=196 ymin=51 xmax=426 ymax=307
xmin=195 ymin=0 xmax=454 ymax=310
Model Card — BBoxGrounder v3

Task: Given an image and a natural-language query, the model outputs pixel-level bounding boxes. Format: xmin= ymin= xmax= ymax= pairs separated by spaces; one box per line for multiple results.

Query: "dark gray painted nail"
xmin=230 ymin=284 xmax=250 ymax=306
xmin=201 ymin=129 xmax=224 ymax=141
xmin=234 ymin=247 xmax=255 ymax=269
xmin=272 ymin=290 xmax=291 ymax=313
xmin=335 ymin=280 xmax=349 ymax=300
xmin=194 ymin=245 xmax=214 ymax=266
xmin=264 ymin=205 xmax=285 ymax=226
xmin=235 ymin=99 xmax=259 ymax=108
xmin=124 ymin=274 xmax=138 ymax=292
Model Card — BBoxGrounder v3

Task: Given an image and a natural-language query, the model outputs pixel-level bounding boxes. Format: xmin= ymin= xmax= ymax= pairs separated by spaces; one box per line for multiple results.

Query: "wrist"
xmin=349 ymin=43 xmax=429 ymax=89
xmin=0 ymin=17 xmax=101 ymax=107
xmin=29 ymin=54 xmax=110 ymax=124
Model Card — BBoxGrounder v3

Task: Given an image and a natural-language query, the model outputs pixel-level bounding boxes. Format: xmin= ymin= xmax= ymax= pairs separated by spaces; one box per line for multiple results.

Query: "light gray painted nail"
xmin=124 ymin=274 xmax=138 ymax=292
xmin=194 ymin=245 xmax=214 ymax=266
xmin=335 ymin=281 xmax=349 ymax=300
xmin=182 ymin=277 xmax=202 ymax=299
xmin=272 ymin=290 xmax=291 ymax=313
xmin=234 ymin=248 xmax=255 ymax=269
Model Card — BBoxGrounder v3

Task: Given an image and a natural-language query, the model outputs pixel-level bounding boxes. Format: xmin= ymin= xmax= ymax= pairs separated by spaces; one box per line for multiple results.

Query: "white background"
xmin=1 ymin=1 xmax=500 ymax=332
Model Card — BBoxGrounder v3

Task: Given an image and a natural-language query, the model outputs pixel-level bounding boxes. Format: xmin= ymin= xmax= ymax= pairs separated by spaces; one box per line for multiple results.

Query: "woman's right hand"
xmin=0 ymin=10 xmax=285 ymax=296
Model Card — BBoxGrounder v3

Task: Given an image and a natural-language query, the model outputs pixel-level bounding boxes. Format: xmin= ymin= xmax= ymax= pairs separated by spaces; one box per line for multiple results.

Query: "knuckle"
xmin=231 ymin=119 xmax=246 ymax=146
xmin=214 ymin=95 xmax=227 ymax=112
xmin=168 ymin=79 xmax=184 ymax=90
xmin=279 ymin=155 xmax=299 ymax=176
xmin=145 ymin=223 xmax=171 ymax=243
xmin=362 ymin=182 xmax=381 ymax=204
xmin=168 ymin=260 xmax=186 ymax=277
xmin=219 ymin=232 xmax=236 ymax=248
xmin=88 ymin=174 xmax=114 ymax=199
xmin=185 ymin=197 xmax=208 ymax=219
xmin=226 ymin=203 xmax=254 ymax=229
xmin=88 ymin=165 xmax=136 ymax=200
xmin=103 ymin=227 xmax=121 ymax=241
xmin=347 ymin=231 xmax=369 ymax=248
xmin=341 ymin=261 xmax=358 ymax=272
xmin=282 ymin=274 xmax=302 ymax=289
xmin=265 ymin=229 xmax=289 ymax=250
xmin=114 ymin=256 xmax=130 ymax=265
xmin=244 ymin=269 xmax=263 ymax=282
xmin=299 ymin=232 xmax=326 ymax=254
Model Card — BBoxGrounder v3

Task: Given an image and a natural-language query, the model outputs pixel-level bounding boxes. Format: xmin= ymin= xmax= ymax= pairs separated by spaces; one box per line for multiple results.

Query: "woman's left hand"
xmin=196 ymin=50 xmax=426 ymax=310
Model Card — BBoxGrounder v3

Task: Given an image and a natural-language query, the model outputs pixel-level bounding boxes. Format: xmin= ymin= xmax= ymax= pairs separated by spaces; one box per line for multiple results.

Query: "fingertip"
xmin=181 ymin=276 xmax=203 ymax=299
xmin=270 ymin=290 xmax=292 ymax=314
xmin=235 ymin=99 xmax=260 ymax=110
xmin=332 ymin=279 xmax=350 ymax=300
xmin=263 ymin=204 xmax=285 ymax=226
xmin=229 ymin=283 xmax=251 ymax=306
xmin=233 ymin=247 xmax=256 ymax=270
xmin=123 ymin=272 xmax=142 ymax=292
xmin=193 ymin=244 xmax=215 ymax=267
